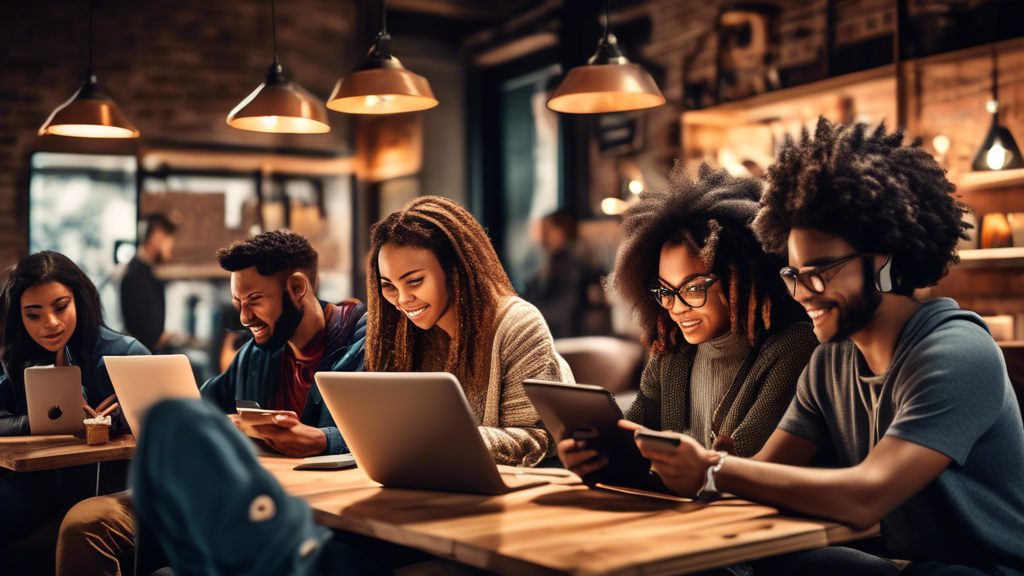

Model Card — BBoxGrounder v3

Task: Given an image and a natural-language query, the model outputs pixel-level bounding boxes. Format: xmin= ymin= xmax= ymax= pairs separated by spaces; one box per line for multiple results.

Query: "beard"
xmin=828 ymin=259 xmax=883 ymax=343
xmin=252 ymin=292 xmax=306 ymax=351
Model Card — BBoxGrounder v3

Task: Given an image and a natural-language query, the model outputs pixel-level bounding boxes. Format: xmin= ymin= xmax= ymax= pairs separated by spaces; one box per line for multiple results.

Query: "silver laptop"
xmin=104 ymin=355 xmax=201 ymax=437
xmin=24 ymin=366 xmax=86 ymax=435
xmin=315 ymin=372 xmax=547 ymax=495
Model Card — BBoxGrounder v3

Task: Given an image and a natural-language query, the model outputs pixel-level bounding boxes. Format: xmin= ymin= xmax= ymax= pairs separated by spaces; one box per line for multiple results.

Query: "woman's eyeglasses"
xmin=779 ymin=253 xmax=866 ymax=296
xmin=649 ymin=275 xmax=719 ymax=309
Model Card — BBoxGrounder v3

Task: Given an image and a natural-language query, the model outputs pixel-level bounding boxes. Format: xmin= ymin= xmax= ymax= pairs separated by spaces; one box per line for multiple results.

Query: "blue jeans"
xmin=0 ymin=469 xmax=61 ymax=550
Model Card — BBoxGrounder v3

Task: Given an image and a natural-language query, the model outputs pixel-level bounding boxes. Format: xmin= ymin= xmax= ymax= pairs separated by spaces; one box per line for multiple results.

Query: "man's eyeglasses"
xmin=649 ymin=275 xmax=719 ymax=309
xmin=779 ymin=253 xmax=867 ymax=296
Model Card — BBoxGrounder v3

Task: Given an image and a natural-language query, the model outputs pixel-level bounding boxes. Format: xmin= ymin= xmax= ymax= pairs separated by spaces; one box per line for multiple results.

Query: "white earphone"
xmin=875 ymin=253 xmax=895 ymax=293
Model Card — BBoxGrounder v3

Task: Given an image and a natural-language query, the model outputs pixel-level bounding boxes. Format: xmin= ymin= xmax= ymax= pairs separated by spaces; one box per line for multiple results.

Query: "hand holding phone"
xmin=635 ymin=428 xmax=683 ymax=451
xmin=236 ymin=407 xmax=298 ymax=426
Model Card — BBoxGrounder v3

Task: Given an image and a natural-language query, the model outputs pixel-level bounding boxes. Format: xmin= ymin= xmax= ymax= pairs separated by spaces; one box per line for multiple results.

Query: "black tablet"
xmin=523 ymin=379 xmax=667 ymax=492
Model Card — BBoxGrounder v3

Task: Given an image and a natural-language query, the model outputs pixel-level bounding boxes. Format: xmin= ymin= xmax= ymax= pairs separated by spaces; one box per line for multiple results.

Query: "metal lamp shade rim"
xmin=38 ymin=83 xmax=140 ymax=138
xmin=547 ymin=63 xmax=665 ymax=114
xmin=227 ymin=81 xmax=331 ymax=134
xmin=326 ymin=68 xmax=438 ymax=114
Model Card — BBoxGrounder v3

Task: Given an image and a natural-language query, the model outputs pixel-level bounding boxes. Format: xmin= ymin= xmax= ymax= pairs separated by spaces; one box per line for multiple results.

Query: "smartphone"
xmin=635 ymin=429 xmax=682 ymax=450
xmin=234 ymin=400 xmax=296 ymax=426
xmin=293 ymin=454 xmax=358 ymax=471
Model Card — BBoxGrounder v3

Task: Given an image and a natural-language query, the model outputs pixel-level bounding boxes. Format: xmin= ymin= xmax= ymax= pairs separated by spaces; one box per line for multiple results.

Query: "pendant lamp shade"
xmin=327 ymin=2 xmax=438 ymax=115
xmin=548 ymin=33 xmax=665 ymax=114
xmin=972 ymin=109 xmax=1024 ymax=171
xmin=227 ymin=0 xmax=330 ymax=134
xmin=38 ymin=74 xmax=140 ymax=138
xmin=972 ymin=44 xmax=1023 ymax=170
xmin=227 ymin=63 xmax=331 ymax=134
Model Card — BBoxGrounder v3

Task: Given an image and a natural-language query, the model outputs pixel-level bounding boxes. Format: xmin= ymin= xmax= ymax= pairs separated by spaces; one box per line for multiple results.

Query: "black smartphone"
xmin=635 ymin=429 xmax=682 ymax=450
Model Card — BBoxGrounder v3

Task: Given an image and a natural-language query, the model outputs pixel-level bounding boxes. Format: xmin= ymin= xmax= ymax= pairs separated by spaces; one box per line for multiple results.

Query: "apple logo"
xmin=48 ymin=405 xmax=63 ymax=420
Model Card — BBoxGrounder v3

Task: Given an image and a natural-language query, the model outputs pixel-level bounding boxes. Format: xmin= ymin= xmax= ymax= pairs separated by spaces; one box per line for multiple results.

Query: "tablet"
xmin=522 ymin=379 xmax=667 ymax=492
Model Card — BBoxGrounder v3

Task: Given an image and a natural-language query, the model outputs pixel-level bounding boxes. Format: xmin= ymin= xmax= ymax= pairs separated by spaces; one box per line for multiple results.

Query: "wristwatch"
xmin=696 ymin=451 xmax=728 ymax=500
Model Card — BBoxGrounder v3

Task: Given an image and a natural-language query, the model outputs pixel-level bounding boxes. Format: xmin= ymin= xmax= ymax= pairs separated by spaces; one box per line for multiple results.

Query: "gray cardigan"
xmin=625 ymin=322 xmax=818 ymax=457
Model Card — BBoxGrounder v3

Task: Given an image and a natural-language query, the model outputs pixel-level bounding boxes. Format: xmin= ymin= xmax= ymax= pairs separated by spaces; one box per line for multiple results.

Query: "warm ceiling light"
xmin=39 ymin=2 xmax=139 ymax=138
xmin=227 ymin=0 xmax=330 ymax=134
xmin=973 ymin=45 xmax=1023 ymax=171
xmin=326 ymin=0 xmax=438 ymax=115
xmin=548 ymin=0 xmax=665 ymax=114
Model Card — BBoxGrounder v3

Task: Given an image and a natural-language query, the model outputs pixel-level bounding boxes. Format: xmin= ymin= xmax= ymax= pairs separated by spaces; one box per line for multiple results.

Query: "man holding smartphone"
xmin=57 ymin=231 xmax=368 ymax=576
xmin=594 ymin=120 xmax=1024 ymax=575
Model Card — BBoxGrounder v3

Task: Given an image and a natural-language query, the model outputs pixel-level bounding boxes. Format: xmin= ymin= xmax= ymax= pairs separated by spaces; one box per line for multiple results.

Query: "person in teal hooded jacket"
xmin=0 ymin=251 xmax=148 ymax=551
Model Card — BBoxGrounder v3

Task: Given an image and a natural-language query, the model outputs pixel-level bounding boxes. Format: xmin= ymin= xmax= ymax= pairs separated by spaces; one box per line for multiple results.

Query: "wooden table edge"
xmin=1 ymin=435 xmax=136 ymax=473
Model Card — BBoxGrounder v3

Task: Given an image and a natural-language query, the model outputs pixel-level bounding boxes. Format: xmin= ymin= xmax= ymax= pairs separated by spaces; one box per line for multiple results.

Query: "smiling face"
xmin=230 ymin=266 xmax=303 ymax=348
xmin=787 ymin=228 xmax=882 ymax=343
xmin=657 ymin=244 xmax=730 ymax=345
xmin=378 ymin=244 xmax=455 ymax=336
xmin=21 ymin=281 xmax=77 ymax=353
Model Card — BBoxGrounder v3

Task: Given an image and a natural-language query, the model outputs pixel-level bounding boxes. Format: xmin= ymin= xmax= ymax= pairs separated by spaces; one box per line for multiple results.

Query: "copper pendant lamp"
xmin=326 ymin=0 xmax=438 ymax=115
xmin=972 ymin=43 xmax=1024 ymax=171
xmin=38 ymin=1 xmax=139 ymax=138
xmin=547 ymin=0 xmax=665 ymax=114
xmin=227 ymin=0 xmax=330 ymax=134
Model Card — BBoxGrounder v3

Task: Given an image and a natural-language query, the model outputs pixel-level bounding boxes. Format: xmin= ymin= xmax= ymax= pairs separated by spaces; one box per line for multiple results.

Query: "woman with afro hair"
xmin=560 ymin=162 xmax=818 ymax=482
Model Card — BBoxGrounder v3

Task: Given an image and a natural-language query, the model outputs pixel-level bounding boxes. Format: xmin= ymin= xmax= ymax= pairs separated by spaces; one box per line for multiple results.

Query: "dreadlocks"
xmin=365 ymin=196 xmax=516 ymax=392
xmin=752 ymin=117 xmax=971 ymax=295
xmin=613 ymin=163 xmax=803 ymax=354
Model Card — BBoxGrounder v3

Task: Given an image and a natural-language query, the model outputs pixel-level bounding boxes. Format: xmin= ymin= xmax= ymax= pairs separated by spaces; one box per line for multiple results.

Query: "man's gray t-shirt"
xmin=779 ymin=298 xmax=1024 ymax=573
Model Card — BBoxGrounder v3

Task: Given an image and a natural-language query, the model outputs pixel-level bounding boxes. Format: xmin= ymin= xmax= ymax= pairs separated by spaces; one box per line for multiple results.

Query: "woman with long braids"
xmin=366 ymin=196 xmax=574 ymax=467
xmin=560 ymin=163 xmax=819 ymax=480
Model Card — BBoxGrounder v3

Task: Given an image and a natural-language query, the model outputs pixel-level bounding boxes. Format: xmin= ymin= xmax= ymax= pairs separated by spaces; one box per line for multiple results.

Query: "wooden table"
xmin=0 ymin=434 xmax=135 ymax=473
xmin=264 ymin=459 xmax=879 ymax=576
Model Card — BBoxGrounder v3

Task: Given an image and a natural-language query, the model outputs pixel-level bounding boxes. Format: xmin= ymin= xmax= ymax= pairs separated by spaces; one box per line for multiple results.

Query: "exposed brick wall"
xmin=0 ymin=0 xmax=362 ymax=275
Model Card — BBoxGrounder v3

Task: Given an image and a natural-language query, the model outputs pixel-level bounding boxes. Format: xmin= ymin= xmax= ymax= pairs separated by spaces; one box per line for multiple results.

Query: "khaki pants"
xmin=56 ymin=492 xmax=135 ymax=576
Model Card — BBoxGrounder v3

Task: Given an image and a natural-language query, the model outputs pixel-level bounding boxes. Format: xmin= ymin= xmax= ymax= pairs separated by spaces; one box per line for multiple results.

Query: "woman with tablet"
xmin=0 ymin=251 xmax=148 ymax=549
xmin=366 ymin=196 xmax=574 ymax=467
xmin=560 ymin=164 xmax=818 ymax=477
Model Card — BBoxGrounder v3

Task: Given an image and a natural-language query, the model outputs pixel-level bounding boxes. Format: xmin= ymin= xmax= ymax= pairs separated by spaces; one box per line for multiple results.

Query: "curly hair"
xmin=752 ymin=118 xmax=971 ymax=295
xmin=613 ymin=163 xmax=803 ymax=354
xmin=365 ymin=196 xmax=516 ymax=393
xmin=217 ymin=230 xmax=320 ymax=291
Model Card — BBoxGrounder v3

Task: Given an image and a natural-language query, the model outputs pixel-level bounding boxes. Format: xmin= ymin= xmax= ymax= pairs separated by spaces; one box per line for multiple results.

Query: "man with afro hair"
xmin=620 ymin=119 xmax=1024 ymax=575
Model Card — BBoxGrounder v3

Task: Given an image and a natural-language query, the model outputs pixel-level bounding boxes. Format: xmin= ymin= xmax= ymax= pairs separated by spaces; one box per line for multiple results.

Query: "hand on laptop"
xmin=252 ymin=414 xmax=327 ymax=458
xmin=622 ymin=420 xmax=717 ymax=497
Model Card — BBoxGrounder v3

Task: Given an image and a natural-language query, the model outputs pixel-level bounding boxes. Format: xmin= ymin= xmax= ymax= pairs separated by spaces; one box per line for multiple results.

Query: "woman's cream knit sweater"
xmin=478 ymin=296 xmax=575 ymax=466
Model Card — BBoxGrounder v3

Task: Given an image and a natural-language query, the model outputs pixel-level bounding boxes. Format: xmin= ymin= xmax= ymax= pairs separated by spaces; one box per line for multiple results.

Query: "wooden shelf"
xmin=952 ymin=169 xmax=1024 ymax=193
xmin=998 ymin=341 xmax=1024 ymax=349
xmin=683 ymin=64 xmax=896 ymax=125
xmin=957 ymin=247 xmax=1024 ymax=268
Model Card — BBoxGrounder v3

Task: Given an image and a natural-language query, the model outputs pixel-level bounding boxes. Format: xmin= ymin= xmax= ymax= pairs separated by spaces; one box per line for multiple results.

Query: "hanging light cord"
xmin=603 ymin=0 xmax=610 ymax=39
xmin=87 ymin=0 xmax=93 ymax=74
xmin=991 ymin=42 xmax=999 ymax=105
xmin=381 ymin=0 xmax=387 ymax=34
xmin=271 ymin=0 xmax=279 ymax=65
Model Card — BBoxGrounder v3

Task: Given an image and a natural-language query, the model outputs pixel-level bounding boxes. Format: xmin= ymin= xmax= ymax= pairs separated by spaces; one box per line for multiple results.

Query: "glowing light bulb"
xmin=932 ymin=135 xmax=951 ymax=156
xmin=601 ymin=198 xmax=628 ymax=215
xmin=260 ymin=116 xmax=278 ymax=129
xmin=628 ymin=180 xmax=643 ymax=194
xmin=987 ymin=143 xmax=1007 ymax=170
xmin=365 ymin=95 xmax=380 ymax=106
